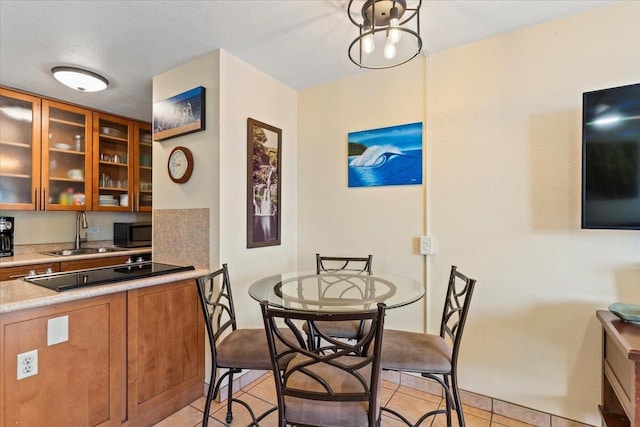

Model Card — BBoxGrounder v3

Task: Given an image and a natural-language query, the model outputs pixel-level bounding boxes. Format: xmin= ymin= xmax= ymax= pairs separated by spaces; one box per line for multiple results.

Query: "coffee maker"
xmin=0 ymin=216 xmax=14 ymax=257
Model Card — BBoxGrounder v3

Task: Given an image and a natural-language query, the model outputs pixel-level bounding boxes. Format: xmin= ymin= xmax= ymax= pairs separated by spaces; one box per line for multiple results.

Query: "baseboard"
xmin=381 ymin=371 xmax=595 ymax=427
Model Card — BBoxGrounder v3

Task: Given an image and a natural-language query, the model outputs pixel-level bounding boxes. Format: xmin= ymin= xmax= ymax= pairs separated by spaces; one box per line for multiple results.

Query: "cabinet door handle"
xmin=34 ymin=188 xmax=39 ymax=211
xmin=42 ymin=188 xmax=47 ymax=211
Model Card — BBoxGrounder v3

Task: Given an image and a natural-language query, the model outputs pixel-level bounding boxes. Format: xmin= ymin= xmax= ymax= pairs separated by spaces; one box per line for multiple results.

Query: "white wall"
xmin=153 ymin=49 xmax=298 ymax=384
xmin=218 ymin=50 xmax=299 ymax=327
xmin=153 ymin=51 xmax=298 ymax=321
xmin=298 ymin=58 xmax=427 ymax=332
xmin=428 ymin=2 xmax=640 ymax=423
xmin=152 ymin=51 xmax=221 ymax=267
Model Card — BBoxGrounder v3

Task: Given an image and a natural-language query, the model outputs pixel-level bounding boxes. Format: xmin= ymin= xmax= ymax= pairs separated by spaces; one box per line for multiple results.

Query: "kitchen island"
xmin=0 ymin=264 xmax=208 ymax=427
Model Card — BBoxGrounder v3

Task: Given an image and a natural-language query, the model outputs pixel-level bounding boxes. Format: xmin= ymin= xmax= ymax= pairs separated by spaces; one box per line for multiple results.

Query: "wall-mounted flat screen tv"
xmin=582 ymin=82 xmax=640 ymax=230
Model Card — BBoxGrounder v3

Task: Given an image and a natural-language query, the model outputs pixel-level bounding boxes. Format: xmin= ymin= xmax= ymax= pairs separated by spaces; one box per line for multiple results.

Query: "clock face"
xmin=168 ymin=146 xmax=193 ymax=183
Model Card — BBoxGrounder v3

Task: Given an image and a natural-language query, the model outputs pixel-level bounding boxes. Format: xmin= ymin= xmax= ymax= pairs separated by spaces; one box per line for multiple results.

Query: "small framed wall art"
xmin=153 ymin=86 xmax=206 ymax=141
xmin=247 ymin=118 xmax=282 ymax=248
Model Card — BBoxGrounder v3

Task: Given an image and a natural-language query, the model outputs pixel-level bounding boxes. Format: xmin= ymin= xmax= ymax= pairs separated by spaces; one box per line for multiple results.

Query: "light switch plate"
xmin=48 ymin=315 xmax=69 ymax=346
xmin=420 ymin=236 xmax=433 ymax=255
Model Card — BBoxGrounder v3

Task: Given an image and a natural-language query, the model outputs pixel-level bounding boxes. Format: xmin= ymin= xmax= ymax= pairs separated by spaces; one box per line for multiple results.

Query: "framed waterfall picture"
xmin=247 ymin=118 xmax=282 ymax=248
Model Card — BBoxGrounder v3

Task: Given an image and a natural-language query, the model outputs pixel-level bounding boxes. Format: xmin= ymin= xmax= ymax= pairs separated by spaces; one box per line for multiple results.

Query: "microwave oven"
xmin=113 ymin=222 xmax=152 ymax=248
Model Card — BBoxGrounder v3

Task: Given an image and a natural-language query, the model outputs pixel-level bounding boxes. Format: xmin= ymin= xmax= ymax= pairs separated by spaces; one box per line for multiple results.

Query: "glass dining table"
xmin=249 ymin=270 xmax=424 ymax=312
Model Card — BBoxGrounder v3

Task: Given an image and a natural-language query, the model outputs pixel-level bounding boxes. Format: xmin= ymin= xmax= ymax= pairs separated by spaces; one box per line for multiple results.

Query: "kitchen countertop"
xmin=0 ymin=266 xmax=207 ymax=314
xmin=0 ymin=247 xmax=152 ymax=268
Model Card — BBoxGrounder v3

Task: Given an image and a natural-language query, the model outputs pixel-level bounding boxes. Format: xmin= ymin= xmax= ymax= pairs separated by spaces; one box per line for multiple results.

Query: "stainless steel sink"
xmin=42 ymin=247 xmax=127 ymax=256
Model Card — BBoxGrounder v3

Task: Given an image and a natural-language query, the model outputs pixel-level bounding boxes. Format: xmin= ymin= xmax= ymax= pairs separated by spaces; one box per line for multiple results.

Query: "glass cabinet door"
xmin=93 ymin=113 xmax=133 ymax=211
xmin=0 ymin=88 xmax=41 ymax=210
xmin=41 ymin=100 xmax=92 ymax=210
xmin=134 ymin=122 xmax=152 ymax=212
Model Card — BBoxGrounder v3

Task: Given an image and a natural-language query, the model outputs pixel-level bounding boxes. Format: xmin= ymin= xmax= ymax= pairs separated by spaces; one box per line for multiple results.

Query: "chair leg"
xmin=202 ymin=369 xmax=217 ymax=427
xmin=443 ymin=376 xmax=453 ymax=427
xmin=226 ymin=371 xmax=235 ymax=423
xmin=306 ymin=321 xmax=316 ymax=350
xmin=413 ymin=373 xmax=455 ymax=427
xmin=450 ymin=372 xmax=466 ymax=427
xmin=306 ymin=320 xmax=321 ymax=351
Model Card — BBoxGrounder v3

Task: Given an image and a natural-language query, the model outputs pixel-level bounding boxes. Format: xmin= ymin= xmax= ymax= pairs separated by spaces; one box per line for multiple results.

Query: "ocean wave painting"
xmin=348 ymin=122 xmax=423 ymax=187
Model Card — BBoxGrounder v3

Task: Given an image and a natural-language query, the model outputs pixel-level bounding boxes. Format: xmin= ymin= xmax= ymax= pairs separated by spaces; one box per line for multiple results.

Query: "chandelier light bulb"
xmin=384 ymin=35 xmax=397 ymax=59
xmin=389 ymin=7 xmax=402 ymax=43
xmin=362 ymin=32 xmax=375 ymax=54
xmin=362 ymin=18 xmax=375 ymax=54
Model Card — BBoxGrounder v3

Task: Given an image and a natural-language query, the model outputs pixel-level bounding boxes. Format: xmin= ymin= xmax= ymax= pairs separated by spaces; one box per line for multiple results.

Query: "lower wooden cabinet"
xmin=125 ymin=279 xmax=205 ymax=426
xmin=0 ymin=293 xmax=126 ymax=426
xmin=0 ymin=279 xmax=204 ymax=427
xmin=597 ymin=310 xmax=640 ymax=427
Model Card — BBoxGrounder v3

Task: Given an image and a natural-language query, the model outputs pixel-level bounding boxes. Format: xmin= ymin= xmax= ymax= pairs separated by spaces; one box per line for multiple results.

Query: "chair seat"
xmin=284 ymin=354 xmax=380 ymax=427
xmin=302 ymin=319 xmax=364 ymax=339
xmin=380 ymin=329 xmax=452 ymax=374
xmin=217 ymin=328 xmax=273 ymax=370
xmin=217 ymin=328 xmax=298 ymax=370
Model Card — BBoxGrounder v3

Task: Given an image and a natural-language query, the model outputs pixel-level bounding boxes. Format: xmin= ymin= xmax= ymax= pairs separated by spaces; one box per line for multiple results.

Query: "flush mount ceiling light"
xmin=348 ymin=0 xmax=422 ymax=69
xmin=51 ymin=66 xmax=109 ymax=92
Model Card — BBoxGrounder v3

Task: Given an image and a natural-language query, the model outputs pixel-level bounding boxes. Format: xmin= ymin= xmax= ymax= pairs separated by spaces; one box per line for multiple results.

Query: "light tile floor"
xmin=154 ymin=373 xmax=536 ymax=427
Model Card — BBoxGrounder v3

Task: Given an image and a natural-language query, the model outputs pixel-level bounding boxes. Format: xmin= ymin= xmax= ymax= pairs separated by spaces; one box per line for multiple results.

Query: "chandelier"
xmin=348 ymin=0 xmax=422 ymax=69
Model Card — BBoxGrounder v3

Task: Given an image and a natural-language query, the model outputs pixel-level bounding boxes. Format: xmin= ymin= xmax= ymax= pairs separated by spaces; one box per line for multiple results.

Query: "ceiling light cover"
xmin=348 ymin=0 xmax=422 ymax=69
xmin=51 ymin=66 xmax=109 ymax=92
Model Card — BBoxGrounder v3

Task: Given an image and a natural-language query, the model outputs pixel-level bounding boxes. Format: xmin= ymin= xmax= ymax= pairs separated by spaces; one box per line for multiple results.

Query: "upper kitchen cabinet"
xmin=41 ymin=100 xmax=93 ymax=210
xmin=0 ymin=88 xmax=41 ymax=210
xmin=134 ymin=122 xmax=152 ymax=212
xmin=1 ymin=88 xmax=151 ymax=212
xmin=93 ymin=113 xmax=134 ymax=211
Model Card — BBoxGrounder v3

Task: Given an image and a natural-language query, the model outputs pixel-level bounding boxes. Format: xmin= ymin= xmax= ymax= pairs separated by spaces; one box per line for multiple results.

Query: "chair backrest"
xmin=316 ymin=253 xmax=373 ymax=274
xmin=440 ymin=265 xmax=477 ymax=364
xmin=261 ymin=302 xmax=386 ymax=426
xmin=196 ymin=264 xmax=237 ymax=362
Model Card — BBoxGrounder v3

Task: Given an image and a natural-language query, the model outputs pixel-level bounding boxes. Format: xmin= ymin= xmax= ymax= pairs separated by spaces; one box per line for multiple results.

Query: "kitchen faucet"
xmin=75 ymin=211 xmax=88 ymax=250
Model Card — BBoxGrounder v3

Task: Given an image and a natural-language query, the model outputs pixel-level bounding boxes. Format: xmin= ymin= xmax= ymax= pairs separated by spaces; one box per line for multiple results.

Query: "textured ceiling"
xmin=0 ymin=0 xmax=613 ymax=121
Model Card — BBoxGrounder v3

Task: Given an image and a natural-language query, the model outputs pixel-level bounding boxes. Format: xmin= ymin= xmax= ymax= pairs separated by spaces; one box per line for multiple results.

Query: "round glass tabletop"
xmin=249 ymin=270 xmax=424 ymax=312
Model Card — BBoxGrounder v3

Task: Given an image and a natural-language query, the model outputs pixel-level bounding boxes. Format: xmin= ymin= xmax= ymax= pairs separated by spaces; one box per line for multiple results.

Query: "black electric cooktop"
xmin=24 ymin=262 xmax=195 ymax=292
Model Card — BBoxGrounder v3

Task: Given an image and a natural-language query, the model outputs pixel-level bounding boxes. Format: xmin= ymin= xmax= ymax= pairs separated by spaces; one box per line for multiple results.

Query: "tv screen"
xmin=582 ymin=82 xmax=640 ymax=230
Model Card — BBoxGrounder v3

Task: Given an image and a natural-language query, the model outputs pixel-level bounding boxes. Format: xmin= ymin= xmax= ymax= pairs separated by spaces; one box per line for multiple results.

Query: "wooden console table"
xmin=597 ymin=310 xmax=640 ymax=427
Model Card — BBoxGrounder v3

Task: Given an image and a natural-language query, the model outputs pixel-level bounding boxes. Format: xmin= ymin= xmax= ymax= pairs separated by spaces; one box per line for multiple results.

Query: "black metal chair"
xmin=380 ymin=265 xmax=477 ymax=427
xmin=315 ymin=253 xmax=373 ymax=273
xmin=303 ymin=253 xmax=373 ymax=349
xmin=196 ymin=264 xmax=280 ymax=426
xmin=261 ymin=301 xmax=387 ymax=427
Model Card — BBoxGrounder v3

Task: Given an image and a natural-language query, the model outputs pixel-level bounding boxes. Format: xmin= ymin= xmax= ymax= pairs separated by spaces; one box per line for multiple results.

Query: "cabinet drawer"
xmin=605 ymin=333 xmax=635 ymax=407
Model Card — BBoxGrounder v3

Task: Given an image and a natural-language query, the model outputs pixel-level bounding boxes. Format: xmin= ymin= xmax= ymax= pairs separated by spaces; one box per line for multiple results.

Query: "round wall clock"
xmin=167 ymin=146 xmax=194 ymax=183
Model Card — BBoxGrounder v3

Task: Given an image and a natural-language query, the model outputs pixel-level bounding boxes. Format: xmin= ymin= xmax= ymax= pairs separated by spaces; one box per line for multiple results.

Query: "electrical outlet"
xmin=89 ymin=226 xmax=100 ymax=234
xmin=17 ymin=349 xmax=38 ymax=380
